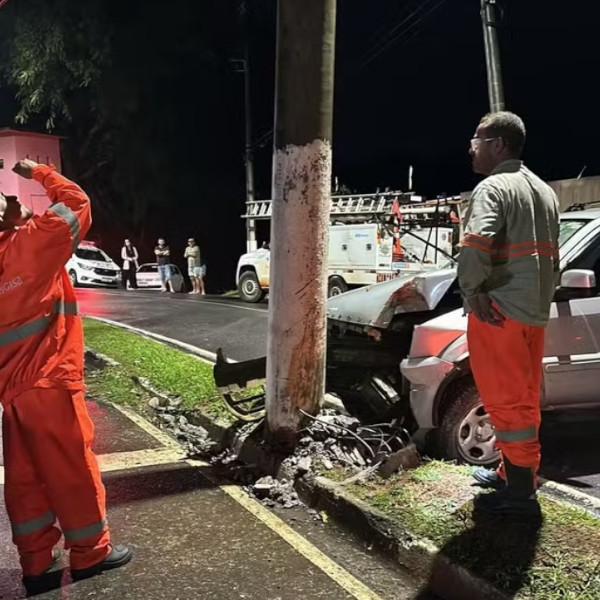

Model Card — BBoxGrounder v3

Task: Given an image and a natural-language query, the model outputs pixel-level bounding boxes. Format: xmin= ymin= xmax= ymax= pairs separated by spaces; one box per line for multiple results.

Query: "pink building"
xmin=0 ymin=128 xmax=63 ymax=215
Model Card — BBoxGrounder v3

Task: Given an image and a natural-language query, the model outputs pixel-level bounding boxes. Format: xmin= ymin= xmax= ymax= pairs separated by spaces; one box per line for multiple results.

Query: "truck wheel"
xmin=436 ymin=379 xmax=500 ymax=467
xmin=328 ymin=276 xmax=348 ymax=297
xmin=69 ymin=269 xmax=79 ymax=287
xmin=238 ymin=271 xmax=265 ymax=303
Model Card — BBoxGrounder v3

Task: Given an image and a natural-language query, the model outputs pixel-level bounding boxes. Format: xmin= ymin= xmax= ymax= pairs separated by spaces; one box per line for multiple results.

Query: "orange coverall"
xmin=0 ymin=166 xmax=110 ymax=576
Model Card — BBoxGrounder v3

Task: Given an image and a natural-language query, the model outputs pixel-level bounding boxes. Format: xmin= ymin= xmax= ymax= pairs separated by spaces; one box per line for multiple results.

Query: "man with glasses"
xmin=458 ymin=112 xmax=560 ymax=517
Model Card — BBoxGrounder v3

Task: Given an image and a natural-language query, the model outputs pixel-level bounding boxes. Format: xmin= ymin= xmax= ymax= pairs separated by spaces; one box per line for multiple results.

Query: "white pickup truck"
xmin=235 ymin=223 xmax=454 ymax=303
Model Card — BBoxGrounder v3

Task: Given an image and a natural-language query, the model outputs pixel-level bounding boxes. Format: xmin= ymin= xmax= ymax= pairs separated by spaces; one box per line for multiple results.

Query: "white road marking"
xmin=80 ymin=288 xmax=268 ymax=314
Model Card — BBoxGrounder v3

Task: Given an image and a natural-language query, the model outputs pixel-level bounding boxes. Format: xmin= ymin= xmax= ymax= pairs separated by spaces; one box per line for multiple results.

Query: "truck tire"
xmin=239 ymin=271 xmax=265 ymax=303
xmin=436 ymin=379 xmax=500 ymax=467
xmin=328 ymin=276 xmax=348 ymax=297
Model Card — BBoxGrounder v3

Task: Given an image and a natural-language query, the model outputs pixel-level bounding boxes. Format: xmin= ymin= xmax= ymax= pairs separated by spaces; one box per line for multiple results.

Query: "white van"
xmin=66 ymin=241 xmax=121 ymax=288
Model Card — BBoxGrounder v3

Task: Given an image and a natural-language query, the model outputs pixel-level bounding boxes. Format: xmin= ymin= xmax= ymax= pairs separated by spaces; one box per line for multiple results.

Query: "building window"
xmin=0 ymin=159 xmax=4 ymax=169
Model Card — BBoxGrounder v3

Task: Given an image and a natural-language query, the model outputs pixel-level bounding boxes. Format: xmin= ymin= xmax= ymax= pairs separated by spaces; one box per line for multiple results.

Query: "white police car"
xmin=66 ymin=241 xmax=121 ymax=288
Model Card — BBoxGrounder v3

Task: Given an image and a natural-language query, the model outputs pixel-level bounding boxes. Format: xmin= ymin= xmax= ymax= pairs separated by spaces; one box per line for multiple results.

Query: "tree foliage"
xmin=2 ymin=0 xmax=111 ymax=129
xmin=0 ymin=0 xmax=246 ymax=283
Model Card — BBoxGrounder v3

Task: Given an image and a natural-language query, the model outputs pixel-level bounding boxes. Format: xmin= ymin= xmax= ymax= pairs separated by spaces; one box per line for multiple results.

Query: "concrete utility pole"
xmin=241 ymin=0 xmax=257 ymax=253
xmin=480 ymin=0 xmax=505 ymax=112
xmin=266 ymin=0 xmax=337 ymax=449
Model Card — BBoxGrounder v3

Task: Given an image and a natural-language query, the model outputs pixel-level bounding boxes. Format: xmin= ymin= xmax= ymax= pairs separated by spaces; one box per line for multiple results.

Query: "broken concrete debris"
xmin=147 ymin=395 xmax=419 ymax=511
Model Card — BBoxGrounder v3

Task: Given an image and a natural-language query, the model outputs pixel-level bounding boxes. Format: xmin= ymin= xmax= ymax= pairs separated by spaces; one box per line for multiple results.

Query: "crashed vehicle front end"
xmin=213 ymin=267 xmax=463 ymax=429
xmin=324 ymin=268 xmax=462 ymax=424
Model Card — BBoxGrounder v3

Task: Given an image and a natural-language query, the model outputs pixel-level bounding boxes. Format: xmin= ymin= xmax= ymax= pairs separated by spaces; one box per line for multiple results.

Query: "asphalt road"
xmin=76 ymin=287 xmax=268 ymax=361
xmin=76 ymin=288 xmax=600 ymax=501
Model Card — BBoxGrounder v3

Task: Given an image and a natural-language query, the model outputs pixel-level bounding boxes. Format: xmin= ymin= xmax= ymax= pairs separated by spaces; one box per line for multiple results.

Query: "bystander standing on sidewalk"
xmin=184 ymin=237 xmax=205 ymax=295
xmin=155 ymin=238 xmax=172 ymax=292
xmin=120 ymin=238 xmax=139 ymax=290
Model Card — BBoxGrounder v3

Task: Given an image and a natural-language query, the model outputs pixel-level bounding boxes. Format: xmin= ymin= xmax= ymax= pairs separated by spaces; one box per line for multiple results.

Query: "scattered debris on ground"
xmin=147 ymin=389 xmax=420 ymax=513
xmin=149 ymin=393 xmax=217 ymax=456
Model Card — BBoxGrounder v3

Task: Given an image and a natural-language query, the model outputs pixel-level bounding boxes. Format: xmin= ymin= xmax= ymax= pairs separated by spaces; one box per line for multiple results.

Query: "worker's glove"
xmin=466 ymin=293 xmax=505 ymax=327
xmin=12 ymin=159 xmax=39 ymax=180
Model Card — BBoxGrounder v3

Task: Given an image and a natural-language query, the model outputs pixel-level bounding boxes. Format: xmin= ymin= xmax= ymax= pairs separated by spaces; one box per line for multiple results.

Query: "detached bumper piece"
xmin=214 ymin=348 xmax=267 ymax=422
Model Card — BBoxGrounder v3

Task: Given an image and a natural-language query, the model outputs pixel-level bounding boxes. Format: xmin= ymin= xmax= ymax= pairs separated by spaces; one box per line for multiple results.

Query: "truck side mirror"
xmin=560 ymin=269 xmax=596 ymax=289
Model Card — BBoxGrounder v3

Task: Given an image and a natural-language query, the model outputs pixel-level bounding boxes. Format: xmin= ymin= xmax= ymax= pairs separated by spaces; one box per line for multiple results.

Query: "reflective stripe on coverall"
xmin=0 ymin=165 xmax=110 ymax=575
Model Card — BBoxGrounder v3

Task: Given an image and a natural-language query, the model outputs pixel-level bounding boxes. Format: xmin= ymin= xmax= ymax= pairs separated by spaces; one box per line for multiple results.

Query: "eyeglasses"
xmin=470 ymin=136 xmax=500 ymax=150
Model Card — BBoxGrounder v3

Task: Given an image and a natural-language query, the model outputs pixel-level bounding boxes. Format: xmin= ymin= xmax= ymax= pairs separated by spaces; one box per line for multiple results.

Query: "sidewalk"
xmin=0 ymin=400 xmax=427 ymax=600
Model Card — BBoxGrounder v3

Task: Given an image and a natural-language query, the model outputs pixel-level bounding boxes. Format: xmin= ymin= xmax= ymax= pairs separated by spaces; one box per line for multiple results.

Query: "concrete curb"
xmin=296 ymin=476 xmax=511 ymax=600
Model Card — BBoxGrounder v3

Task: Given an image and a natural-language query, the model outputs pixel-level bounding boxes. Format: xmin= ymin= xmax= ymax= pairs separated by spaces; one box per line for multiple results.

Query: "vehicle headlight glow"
xmin=77 ymin=262 xmax=95 ymax=271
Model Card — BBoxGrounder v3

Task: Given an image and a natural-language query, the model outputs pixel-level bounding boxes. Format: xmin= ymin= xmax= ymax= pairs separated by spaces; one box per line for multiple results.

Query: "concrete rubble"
xmin=149 ymin=395 xmax=217 ymax=456
xmin=147 ymin=397 xmax=418 ymax=512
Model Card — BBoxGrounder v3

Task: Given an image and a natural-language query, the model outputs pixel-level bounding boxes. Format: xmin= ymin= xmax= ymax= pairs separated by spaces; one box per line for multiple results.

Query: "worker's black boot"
xmin=474 ymin=459 xmax=541 ymax=519
xmin=71 ymin=544 xmax=133 ymax=581
xmin=22 ymin=548 xmax=63 ymax=596
xmin=472 ymin=467 xmax=506 ymax=490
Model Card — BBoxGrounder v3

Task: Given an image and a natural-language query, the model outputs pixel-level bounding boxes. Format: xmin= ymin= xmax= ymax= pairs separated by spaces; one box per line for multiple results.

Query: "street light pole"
xmin=266 ymin=0 xmax=337 ymax=449
xmin=241 ymin=1 xmax=257 ymax=253
xmin=481 ymin=0 xmax=505 ymax=112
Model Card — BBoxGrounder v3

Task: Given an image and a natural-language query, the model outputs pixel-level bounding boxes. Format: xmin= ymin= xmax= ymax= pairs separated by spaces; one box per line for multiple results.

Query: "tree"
xmin=0 ymin=0 xmax=246 ymax=285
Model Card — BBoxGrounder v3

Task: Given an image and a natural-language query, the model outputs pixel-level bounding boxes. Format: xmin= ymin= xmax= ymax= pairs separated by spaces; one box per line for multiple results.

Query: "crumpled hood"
xmin=327 ymin=268 xmax=457 ymax=329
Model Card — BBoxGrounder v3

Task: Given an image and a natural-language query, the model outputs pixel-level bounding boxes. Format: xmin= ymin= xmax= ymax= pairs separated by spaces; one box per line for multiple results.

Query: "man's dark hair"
xmin=480 ymin=111 xmax=526 ymax=156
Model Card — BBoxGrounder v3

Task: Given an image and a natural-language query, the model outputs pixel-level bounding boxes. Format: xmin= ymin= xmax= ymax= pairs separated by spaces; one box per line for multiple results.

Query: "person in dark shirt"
xmin=154 ymin=238 xmax=172 ymax=292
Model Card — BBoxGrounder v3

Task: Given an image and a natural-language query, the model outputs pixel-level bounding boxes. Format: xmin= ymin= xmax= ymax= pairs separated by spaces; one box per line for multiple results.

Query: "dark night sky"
xmin=249 ymin=0 xmax=600 ymax=200
xmin=1 ymin=0 xmax=599 ymax=289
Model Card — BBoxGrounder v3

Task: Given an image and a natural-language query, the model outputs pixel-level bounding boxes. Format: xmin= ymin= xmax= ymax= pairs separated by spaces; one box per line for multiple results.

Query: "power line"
xmin=358 ymin=0 xmax=450 ymax=70
xmin=249 ymin=0 xmax=450 ymax=151
xmin=357 ymin=0 xmax=423 ymax=60
xmin=357 ymin=0 xmax=428 ymax=67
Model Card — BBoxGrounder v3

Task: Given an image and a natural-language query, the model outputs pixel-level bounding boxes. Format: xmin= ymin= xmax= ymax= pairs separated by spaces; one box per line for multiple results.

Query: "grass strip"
xmin=83 ymin=318 xmax=232 ymax=421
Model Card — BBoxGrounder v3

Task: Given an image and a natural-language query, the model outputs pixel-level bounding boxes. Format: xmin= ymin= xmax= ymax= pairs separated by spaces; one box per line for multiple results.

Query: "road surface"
xmin=76 ymin=288 xmax=600 ymax=501
xmin=76 ymin=288 xmax=268 ymax=361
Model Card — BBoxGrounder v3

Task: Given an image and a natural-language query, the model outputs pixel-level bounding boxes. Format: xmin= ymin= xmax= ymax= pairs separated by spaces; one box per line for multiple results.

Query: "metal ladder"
xmin=243 ymin=192 xmax=463 ymax=223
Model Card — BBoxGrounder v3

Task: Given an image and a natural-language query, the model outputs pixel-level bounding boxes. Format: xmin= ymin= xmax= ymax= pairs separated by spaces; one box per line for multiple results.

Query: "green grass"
xmin=342 ymin=460 xmax=600 ymax=599
xmin=83 ymin=318 xmax=232 ymax=421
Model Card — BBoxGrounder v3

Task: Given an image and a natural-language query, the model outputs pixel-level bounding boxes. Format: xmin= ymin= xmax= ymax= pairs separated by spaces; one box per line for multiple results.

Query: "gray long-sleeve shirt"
xmin=458 ymin=160 xmax=560 ymax=326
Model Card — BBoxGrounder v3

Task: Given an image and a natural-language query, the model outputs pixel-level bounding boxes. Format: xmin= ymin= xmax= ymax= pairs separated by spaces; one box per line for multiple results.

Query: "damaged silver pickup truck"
xmin=216 ymin=208 xmax=600 ymax=467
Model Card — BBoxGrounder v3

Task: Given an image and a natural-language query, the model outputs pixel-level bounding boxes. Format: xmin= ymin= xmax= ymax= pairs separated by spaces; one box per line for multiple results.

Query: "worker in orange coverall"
xmin=458 ymin=112 xmax=560 ymax=518
xmin=0 ymin=160 xmax=132 ymax=593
